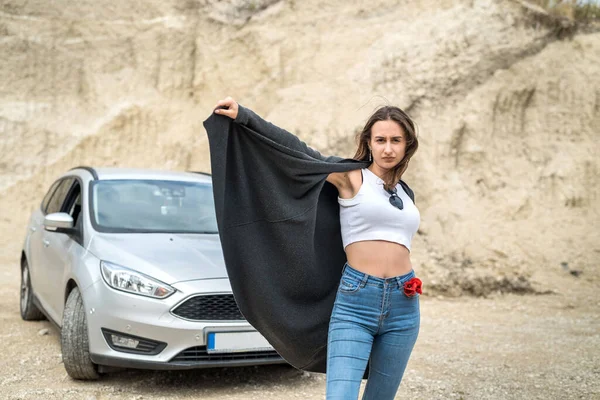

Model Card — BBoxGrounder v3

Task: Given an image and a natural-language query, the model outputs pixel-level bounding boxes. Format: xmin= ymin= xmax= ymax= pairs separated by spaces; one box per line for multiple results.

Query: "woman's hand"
xmin=213 ymin=96 xmax=239 ymax=120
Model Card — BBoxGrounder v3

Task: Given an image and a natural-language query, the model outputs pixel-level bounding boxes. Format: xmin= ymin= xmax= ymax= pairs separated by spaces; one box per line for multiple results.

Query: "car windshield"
xmin=91 ymin=180 xmax=218 ymax=234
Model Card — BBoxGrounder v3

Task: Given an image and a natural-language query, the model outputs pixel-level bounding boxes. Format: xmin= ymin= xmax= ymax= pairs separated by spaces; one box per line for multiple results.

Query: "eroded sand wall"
xmin=1 ymin=0 xmax=598 ymax=294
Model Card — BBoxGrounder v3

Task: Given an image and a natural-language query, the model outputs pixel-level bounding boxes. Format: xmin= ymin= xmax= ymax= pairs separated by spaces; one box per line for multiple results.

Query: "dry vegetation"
xmin=518 ymin=0 xmax=600 ymax=36
xmin=529 ymin=0 xmax=600 ymax=20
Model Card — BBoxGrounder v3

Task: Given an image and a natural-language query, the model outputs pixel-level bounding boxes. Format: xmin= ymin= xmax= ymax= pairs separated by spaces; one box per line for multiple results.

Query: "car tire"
xmin=61 ymin=287 xmax=100 ymax=380
xmin=20 ymin=259 xmax=45 ymax=321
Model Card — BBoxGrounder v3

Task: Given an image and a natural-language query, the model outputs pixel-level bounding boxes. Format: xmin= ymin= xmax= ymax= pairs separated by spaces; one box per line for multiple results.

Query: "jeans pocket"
xmin=339 ymin=276 xmax=361 ymax=294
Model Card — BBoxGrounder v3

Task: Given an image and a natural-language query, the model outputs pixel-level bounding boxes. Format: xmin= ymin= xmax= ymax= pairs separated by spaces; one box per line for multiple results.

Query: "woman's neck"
xmin=367 ymin=163 xmax=390 ymax=180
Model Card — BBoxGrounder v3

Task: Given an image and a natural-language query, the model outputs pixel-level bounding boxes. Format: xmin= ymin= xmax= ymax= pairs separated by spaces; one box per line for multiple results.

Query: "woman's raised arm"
xmin=213 ymin=97 xmax=340 ymax=163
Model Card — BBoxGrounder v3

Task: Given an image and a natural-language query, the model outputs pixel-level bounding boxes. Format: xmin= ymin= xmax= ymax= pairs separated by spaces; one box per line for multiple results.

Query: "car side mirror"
xmin=44 ymin=212 xmax=74 ymax=232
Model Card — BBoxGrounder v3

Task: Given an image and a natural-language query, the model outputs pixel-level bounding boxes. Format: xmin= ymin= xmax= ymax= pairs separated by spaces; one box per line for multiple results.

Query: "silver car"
xmin=20 ymin=167 xmax=284 ymax=380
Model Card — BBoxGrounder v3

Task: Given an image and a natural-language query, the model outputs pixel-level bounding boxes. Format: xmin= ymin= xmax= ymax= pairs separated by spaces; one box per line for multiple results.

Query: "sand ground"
xmin=1 ymin=259 xmax=597 ymax=400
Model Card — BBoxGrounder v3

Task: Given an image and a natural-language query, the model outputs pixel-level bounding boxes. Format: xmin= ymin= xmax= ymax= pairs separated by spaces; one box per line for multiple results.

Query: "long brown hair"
xmin=353 ymin=106 xmax=418 ymax=191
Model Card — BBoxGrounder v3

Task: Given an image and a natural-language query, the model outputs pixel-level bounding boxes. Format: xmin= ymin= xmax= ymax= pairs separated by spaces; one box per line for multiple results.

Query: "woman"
xmin=209 ymin=97 xmax=421 ymax=400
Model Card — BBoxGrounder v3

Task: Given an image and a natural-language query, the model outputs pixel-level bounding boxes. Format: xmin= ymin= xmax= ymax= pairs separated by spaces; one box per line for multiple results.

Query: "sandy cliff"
xmin=1 ymin=0 xmax=598 ymax=295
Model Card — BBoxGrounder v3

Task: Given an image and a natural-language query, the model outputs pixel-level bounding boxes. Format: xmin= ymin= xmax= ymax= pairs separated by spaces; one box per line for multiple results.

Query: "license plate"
xmin=206 ymin=331 xmax=275 ymax=353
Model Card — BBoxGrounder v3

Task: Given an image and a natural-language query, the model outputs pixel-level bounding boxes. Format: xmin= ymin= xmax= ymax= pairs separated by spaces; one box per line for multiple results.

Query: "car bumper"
xmin=91 ymin=352 xmax=286 ymax=371
xmin=82 ymin=277 xmax=285 ymax=369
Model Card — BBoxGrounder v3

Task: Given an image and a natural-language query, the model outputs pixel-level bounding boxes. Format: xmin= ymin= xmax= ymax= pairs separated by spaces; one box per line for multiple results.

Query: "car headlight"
xmin=100 ymin=261 xmax=175 ymax=299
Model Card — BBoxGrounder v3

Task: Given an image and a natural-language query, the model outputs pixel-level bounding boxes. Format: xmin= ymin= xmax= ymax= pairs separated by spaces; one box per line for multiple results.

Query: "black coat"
xmin=203 ymin=105 xmax=414 ymax=372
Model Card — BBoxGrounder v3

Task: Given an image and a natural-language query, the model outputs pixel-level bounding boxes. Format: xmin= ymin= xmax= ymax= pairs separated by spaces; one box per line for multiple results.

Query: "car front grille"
xmin=170 ymin=346 xmax=282 ymax=364
xmin=171 ymin=294 xmax=245 ymax=321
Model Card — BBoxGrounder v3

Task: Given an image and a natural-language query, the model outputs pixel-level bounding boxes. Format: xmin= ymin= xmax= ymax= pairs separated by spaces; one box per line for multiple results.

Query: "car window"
xmin=91 ymin=180 xmax=218 ymax=234
xmin=45 ymin=178 xmax=75 ymax=215
xmin=41 ymin=180 xmax=62 ymax=213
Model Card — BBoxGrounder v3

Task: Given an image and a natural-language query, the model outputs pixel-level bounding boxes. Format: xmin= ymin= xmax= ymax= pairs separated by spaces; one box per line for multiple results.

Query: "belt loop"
xmin=360 ymin=272 xmax=369 ymax=288
xmin=395 ymin=276 xmax=403 ymax=290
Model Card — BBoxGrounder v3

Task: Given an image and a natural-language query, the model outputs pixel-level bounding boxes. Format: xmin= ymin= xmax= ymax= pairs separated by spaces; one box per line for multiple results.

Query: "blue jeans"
xmin=326 ymin=263 xmax=420 ymax=400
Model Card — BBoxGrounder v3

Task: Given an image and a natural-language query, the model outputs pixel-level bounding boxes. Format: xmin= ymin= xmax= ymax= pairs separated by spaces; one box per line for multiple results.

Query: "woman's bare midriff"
xmin=345 ymin=240 xmax=413 ymax=279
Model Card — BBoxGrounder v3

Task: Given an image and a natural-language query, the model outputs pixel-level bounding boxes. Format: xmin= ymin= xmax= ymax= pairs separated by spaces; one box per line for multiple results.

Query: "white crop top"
xmin=337 ymin=168 xmax=420 ymax=251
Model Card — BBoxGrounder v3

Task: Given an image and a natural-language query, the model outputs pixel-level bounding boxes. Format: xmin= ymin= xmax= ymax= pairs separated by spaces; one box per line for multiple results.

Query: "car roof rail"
xmin=69 ymin=166 xmax=99 ymax=180
xmin=188 ymin=171 xmax=212 ymax=177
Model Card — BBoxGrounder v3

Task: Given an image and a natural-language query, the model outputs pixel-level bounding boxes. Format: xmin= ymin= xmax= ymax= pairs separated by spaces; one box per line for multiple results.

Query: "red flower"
xmin=403 ymin=277 xmax=423 ymax=297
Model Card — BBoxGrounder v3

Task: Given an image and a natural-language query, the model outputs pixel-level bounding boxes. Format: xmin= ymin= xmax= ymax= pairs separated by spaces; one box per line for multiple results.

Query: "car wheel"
xmin=20 ymin=259 xmax=45 ymax=321
xmin=61 ymin=287 xmax=100 ymax=380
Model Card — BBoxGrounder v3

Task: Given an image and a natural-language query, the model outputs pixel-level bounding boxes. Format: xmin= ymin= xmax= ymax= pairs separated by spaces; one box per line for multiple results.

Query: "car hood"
xmin=87 ymin=233 xmax=228 ymax=285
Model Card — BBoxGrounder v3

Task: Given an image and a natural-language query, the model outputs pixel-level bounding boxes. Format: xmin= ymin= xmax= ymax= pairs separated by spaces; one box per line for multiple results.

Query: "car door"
xmin=28 ymin=179 xmax=63 ymax=297
xmin=34 ymin=177 xmax=76 ymax=324
xmin=46 ymin=181 xmax=86 ymax=320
